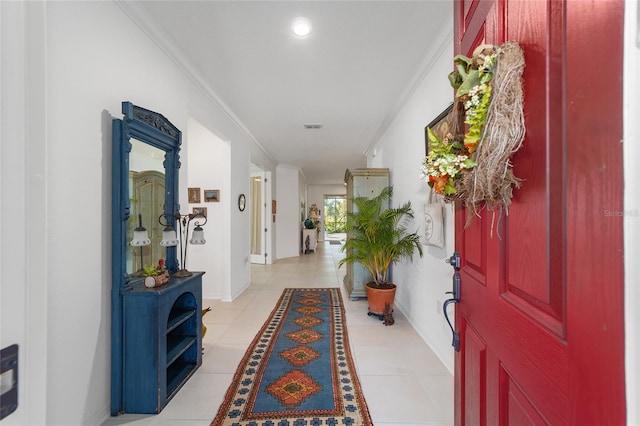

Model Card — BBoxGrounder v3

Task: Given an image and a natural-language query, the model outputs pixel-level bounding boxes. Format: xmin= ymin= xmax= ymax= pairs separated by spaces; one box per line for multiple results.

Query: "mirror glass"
xmin=127 ymin=139 xmax=166 ymax=274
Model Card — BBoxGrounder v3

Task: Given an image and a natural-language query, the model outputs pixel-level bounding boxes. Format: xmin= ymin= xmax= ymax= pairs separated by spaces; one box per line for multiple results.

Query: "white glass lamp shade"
xmin=160 ymin=226 xmax=179 ymax=247
xmin=130 ymin=227 xmax=151 ymax=246
xmin=189 ymin=225 xmax=206 ymax=245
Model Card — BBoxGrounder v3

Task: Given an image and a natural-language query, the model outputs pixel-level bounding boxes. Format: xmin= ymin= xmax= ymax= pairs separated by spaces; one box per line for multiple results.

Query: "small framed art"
xmin=425 ymin=104 xmax=454 ymax=155
xmin=204 ymin=189 xmax=220 ymax=202
xmin=188 ymin=187 xmax=201 ymax=203
xmin=192 ymin=207 xmax=207 ymax=217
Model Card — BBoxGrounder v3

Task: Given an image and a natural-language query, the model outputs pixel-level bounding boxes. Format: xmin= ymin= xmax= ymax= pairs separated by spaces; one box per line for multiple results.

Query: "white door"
xmin=250 ymin=171 xmax=267 ymax=264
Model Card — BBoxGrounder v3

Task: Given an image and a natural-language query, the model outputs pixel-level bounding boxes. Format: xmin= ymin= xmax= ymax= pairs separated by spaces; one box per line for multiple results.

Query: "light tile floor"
xmin=103 ymin=241 xmax=454 ymax=426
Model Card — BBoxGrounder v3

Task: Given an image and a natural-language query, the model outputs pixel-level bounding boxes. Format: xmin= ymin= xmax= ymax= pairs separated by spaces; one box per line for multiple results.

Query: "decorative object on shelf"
xmin=130 ymin=214 xmax=151 ymax=277
xmin=188 ymin=187 xmax=201 ymax=203
xmin=159 ymin=211 xmax=207 ymax=278
xmin=142 ymin=264 xmax=169 ymax=288
xmin=421 ymin=41 xmax=526 ymax=218
xmin=204 ymin=189 xmax=220 ymax=202
xmin=308 ymin=203 xmax=320 ymax=220
xmin=308 ymin=203 xmax=321 ymax=237
xmin=303 ymin=218 xmax=315 ymax=229
xmin=238 ymin=193 xmax=246 ymax=211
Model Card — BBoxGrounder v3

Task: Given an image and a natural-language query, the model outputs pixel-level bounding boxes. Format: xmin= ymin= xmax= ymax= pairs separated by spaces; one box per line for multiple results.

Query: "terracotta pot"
xmin=365 ymin=282 xmax=396 ymax=316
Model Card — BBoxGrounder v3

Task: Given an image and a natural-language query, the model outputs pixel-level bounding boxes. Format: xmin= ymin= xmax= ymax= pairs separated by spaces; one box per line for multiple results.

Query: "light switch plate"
xmin=0 ymin=344 xmax=18 ymax=420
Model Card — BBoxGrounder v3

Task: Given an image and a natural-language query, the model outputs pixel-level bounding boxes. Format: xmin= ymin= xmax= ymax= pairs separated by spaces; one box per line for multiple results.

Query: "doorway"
xmin=250 ymin=165 xmax=271 ymax=264
xmin=323 ymin=195 xmax=346 ymax=242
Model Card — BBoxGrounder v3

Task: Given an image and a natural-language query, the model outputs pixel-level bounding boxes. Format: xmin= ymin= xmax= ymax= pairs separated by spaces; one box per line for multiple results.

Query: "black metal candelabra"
xmin=159 ymin=212 xmax=207 ymax=277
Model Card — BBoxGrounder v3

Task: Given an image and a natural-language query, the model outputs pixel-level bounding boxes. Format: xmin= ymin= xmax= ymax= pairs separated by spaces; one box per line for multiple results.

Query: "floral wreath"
xmin=421 ymin=41 xmax=526 ymax=217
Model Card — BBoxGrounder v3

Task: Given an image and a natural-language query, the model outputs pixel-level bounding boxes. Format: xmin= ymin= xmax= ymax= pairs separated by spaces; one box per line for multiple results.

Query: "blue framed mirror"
xmin=111 ymin=101 xmax=181 ymax=414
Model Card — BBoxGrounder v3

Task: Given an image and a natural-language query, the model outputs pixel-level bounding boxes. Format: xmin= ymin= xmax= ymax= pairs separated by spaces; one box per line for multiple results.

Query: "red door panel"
xmin=461 ymin=214 xmax=486 ymax=285
xmin=464 ymin=325 xmax=487 ymax=425
xmin=453 ymin=0 xmax=625 ymax=425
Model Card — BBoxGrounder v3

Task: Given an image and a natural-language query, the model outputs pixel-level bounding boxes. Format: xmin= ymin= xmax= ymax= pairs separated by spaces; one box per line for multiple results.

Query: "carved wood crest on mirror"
xmin=111 ymin=101 xmax=181 ymax=414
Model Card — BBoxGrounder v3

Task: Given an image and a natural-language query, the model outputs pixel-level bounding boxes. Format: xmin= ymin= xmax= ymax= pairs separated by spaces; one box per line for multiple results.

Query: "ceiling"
xmin=128 ymin=1 xmax=452 ymax=185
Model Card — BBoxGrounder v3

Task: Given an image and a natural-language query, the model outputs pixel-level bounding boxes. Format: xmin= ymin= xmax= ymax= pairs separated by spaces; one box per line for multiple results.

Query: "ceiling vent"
xmin=304 ymin=124 xmax=323 ymax=129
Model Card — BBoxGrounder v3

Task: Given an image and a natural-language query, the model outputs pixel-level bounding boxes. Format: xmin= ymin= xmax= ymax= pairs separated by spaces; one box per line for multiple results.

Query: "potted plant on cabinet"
xmin=338 ymin=186 xmax=423 ymax=324
xmin=142 ymin=264 xmax=169 ymax=288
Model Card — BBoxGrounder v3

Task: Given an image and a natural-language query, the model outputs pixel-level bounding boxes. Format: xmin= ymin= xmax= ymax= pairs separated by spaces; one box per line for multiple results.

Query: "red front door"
xmin=453 ymin=1 xmax=626 ymax=424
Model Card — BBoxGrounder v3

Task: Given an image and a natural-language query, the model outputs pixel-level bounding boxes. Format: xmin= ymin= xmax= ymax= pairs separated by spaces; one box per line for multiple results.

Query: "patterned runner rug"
xmin=211 ymin=288 xmax=372 ymax=426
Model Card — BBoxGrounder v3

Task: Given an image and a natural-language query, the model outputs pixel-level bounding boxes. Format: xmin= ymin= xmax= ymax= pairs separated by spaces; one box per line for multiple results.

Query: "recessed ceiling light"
xmin=292 ymin=17 xmax=312 ymax=38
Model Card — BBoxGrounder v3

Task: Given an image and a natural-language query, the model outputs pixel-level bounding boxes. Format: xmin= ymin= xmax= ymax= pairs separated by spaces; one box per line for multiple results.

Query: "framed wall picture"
xmin=425 ymin=103 xmax=454 ymax=155
xmin=192 ymin=207 xmax=207 ymax=217
xmin=188 ymin=187 xmax=201 ymax=203
xmin=204 ymin=189 xmax=220 ymax=202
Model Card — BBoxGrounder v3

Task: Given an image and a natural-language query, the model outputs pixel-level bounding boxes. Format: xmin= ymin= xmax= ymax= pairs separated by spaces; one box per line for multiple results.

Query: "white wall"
xmin=367 ymin=22 xmax=456 ymax=372
xmin=275 ymin=165 xmax=304 ymax=259
xmin=306 ymin=184 xmax=347 ymax=240
xmin=0 ymin=1 xmax=272 ymax=424
xmin=185 ymin=102 xmax=256 ymax=301
xmin=1 ymin=2 xmax=48 ymax=425
xmin=46 ymin=3 xmax=189 ymax=423
xmin=624 ymin=1 xmax=639 ymax=423
xmin=186 ymin=118 xmax=231 ymax=300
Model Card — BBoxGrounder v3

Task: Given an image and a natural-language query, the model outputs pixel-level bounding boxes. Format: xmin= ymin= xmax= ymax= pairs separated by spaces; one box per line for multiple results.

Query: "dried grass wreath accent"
xmin=422 ymin=41 xmax=526 ymax=223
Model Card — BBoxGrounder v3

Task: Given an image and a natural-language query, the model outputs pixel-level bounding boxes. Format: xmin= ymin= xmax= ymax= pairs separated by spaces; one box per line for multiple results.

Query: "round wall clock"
xmin=238 ymin=194 xmax=246 ymax=211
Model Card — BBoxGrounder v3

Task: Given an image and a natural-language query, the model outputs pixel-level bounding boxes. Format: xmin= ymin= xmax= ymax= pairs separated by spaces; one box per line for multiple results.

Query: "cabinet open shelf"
xmin=122 ymin=273 xmax=203 ymax=413
xmin=166 ymin=309 xmax=196 ymax=334
xmin=166 ymin=335 xmax=197 ymax=366
xmin=167 ymin=360 xmax=198 ymax=399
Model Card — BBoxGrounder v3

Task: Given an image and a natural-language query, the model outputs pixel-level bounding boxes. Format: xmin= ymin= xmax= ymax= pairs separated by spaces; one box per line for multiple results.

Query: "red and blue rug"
xmin=211 ymin=288 xmax=372 ymax=426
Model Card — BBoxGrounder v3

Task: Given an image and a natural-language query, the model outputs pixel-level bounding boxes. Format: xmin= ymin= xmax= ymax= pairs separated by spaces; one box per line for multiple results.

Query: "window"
xmin=323 ymin=195 xmax=346 ymax=235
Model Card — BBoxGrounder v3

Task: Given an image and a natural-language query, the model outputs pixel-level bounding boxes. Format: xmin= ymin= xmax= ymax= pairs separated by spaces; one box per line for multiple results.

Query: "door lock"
xmin=442 ymin=252 xmax=461 ymax=351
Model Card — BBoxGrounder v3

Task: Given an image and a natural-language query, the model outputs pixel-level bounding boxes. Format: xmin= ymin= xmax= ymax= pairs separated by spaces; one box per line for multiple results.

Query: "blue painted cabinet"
xmin=122 ymin=272 xmax=203 ymax=413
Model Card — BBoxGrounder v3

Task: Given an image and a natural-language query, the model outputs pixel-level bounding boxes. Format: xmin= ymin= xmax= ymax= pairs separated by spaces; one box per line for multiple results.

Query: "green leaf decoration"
xmin=448 ymin=70 xmax=462 ymax=90
xmin=448 ymin=55 xmax=473 ymax=89
xmin=142 ymin=265 xmax=161 ymax=276
xmin=452 ymin=54 xmax=473 ymax=69
xmin=455 ymin=69 xmax=481 ymax=98
xmin=444 ymin=181 xmax=457 ymax=195
xmin=463 ymin=158 xmax=478 ymax=168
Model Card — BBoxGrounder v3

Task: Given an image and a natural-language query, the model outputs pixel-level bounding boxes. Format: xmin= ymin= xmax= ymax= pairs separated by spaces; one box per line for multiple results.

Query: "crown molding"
xmin=364 ymin=12 xmax=454 ymax=156
xmin=114 ymin=0 xmax=275 ymax=162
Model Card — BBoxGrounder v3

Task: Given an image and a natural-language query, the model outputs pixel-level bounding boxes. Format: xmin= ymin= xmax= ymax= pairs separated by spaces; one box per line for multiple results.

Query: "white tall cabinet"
xmin=343 ymin=168 xmax=390 ymax=300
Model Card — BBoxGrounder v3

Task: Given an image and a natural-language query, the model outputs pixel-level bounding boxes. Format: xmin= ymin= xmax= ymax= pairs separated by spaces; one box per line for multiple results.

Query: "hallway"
xmin=103 ymin=242 xmax=453 ymax=425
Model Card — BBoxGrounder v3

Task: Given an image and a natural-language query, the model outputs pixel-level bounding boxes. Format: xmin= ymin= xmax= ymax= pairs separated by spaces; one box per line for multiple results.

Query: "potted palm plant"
xmin=338 ymin=186 xmax=423 ymax=324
